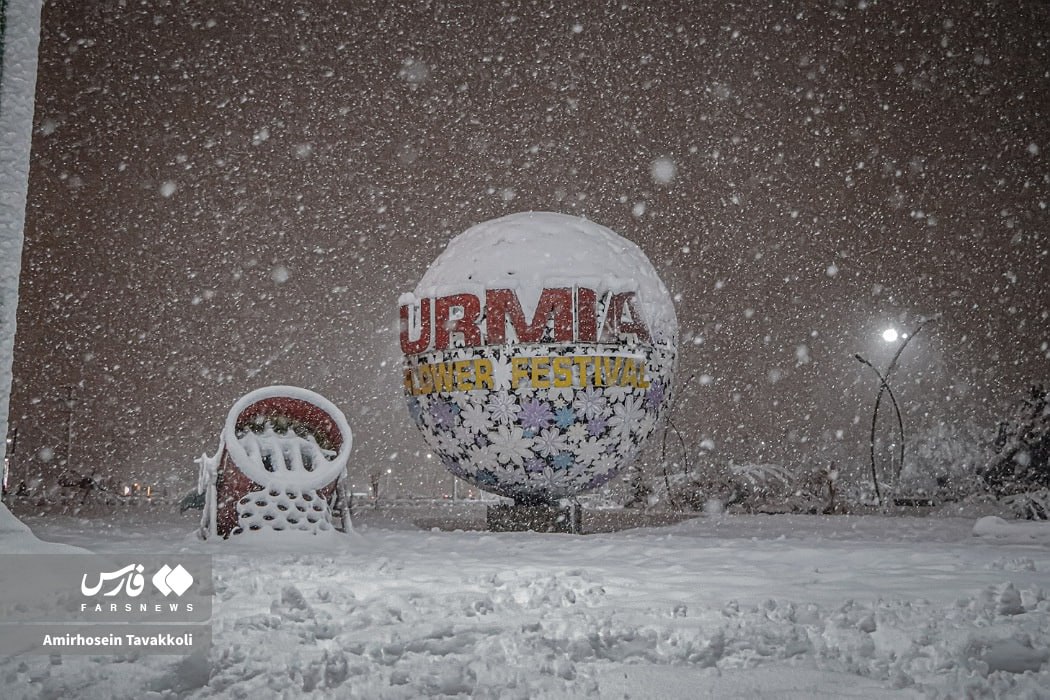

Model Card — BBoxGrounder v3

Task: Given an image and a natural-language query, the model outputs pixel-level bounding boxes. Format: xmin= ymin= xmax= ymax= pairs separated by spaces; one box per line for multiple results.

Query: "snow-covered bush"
xmin=1000 ymin=489 xmax=1050 ymax=520
xmin=723 ymin=462 xmax=795 ymax=512
xmin=901 ymin=419 xmax=989 ymax=501
xmin=642 ymin=454 xmax=830 ymax=514
xmin=980 ymin=384 xmax=1050 ymax=519
xmin=655 ymin=463 xmax=712 ymax=512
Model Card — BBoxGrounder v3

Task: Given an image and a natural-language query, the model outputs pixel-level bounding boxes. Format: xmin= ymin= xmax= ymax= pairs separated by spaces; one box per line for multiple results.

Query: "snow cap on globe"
xmin=399 ymin=212 xmax=678 ymax=503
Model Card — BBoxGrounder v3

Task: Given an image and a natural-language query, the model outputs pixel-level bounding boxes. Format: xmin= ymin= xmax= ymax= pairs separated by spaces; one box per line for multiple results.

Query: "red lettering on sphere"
xmin=434 ymin=293 xmax=482 ymax=349
xmin=487 ymin=287 xmax=573 ymax=344
xmin=399 ymin=287 xmax=650 ymax=355
xmin=399 ymin=297 xmax=431 ymax=355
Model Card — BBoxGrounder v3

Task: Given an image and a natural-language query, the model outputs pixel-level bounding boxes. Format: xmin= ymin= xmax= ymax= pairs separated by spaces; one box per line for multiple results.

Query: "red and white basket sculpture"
xmin=196 ymin=386 xmax=353 ymax=539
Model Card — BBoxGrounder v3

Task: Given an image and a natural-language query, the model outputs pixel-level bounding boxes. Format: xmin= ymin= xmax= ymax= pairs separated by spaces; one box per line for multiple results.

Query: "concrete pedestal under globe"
xmin=486 ymin=502 xmax=583 ymax=534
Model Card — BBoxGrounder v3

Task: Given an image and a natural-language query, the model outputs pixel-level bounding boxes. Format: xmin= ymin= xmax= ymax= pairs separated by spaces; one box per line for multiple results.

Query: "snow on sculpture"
xmin=196 ymin=386 xmax=353 ymax=539
xmin=399 ymin=212 xmax=678 ymax=505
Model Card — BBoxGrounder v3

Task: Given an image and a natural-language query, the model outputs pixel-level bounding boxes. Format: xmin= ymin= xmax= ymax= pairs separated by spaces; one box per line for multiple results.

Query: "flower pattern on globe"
xmin=404 ymin=343 xmax=676 ymax=501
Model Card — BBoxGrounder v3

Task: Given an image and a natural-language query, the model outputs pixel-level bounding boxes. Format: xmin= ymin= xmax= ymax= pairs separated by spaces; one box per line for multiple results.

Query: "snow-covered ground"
xmin=2 ymin=504 xmax=1049 ymax=698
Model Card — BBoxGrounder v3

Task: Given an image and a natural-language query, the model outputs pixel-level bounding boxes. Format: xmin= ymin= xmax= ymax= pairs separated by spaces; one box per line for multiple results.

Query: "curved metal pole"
xmin=854 ymin=318 xmax=935 ymax=505
xmin=880 ymin=321 xmax=933 ymax=477
xmin=660 ymin=423 xmax=676 ymax=510
xmin=666 ymin=416 xmax=690 ymax=475
xmin=658 ymin=371 xmax=697 ymax=512
xmin=855 ymin=355 xmax=904 ymax=505
xmin=885 ymin=384 xmax=906 ymax=481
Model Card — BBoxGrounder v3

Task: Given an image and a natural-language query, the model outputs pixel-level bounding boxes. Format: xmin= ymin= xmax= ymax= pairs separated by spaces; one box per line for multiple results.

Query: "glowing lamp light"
xmin=881 ymin=328 xmax=899 ymax=343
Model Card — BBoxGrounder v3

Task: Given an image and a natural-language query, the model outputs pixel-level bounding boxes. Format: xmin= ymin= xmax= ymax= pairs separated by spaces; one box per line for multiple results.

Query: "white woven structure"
xmin=196 ymin=386 xmax=353 ymax=539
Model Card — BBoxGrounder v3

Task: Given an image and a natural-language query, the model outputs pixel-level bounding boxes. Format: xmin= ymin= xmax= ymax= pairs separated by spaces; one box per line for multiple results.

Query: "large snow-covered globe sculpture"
xmin=399 ymin=212 xmax=678 ymax=505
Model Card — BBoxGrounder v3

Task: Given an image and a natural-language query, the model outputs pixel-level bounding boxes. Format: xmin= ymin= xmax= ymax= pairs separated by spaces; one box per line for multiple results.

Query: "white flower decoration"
xmin=573 ymin=387 xmax=607 ymax=420
xmin=489 ymin=424 xmax=533 ymax=466
xmin=608 ymin=394 xmax=646 ymax=439
xmin=487 ymin=390 xmax=521 ymax=424
xmin=532 ymin=426 xmax=569 ymax=458
xmin=459 ymin=402 xmax=491 ymax=435
xmin=565 ymin=423 xmax=588 ymax=445
xmin=575 ymin=436 xmax=605 ymax=466
xmin=546 ymin=384 xmax=576 ymax=405
xmin=466 ymin=442 xmax=500 ymax=470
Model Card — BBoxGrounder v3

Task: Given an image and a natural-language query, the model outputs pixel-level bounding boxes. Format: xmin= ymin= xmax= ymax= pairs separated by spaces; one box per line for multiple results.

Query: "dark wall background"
xmin=8 ymin=0 xmax=1048 ymax=496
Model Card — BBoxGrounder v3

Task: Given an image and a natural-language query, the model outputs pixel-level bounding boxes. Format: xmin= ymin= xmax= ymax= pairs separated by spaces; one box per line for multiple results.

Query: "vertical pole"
xmin=336 ymin=472 xmax=352 ymax=532
xmin=62 ymin=385 xmax=75 ymax=469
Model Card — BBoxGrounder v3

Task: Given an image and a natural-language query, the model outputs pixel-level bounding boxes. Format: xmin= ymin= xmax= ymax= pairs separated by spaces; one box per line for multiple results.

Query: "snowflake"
xmin=420 ymin=428 xmax=447 ymax=457
xmin=449 ymin=390 xmax=474 ymax=410
xmin=489 ymin=424 xmax=533 ymax=466
xmin=514 ymin=386 xmax=537 ymax=404
xmin=564 ymin=459 xmax=593 ymax=481
xmin=487 ymin=390 xmax=521 ymax=424
xmin=442 ymin=456 xmax=468 ymax=479
xmin=537 ymin=465 xmax=573 ymax=494
xmin=474 ymin=469 xmax=500 ymax=489
xmin=585 ymin=471 xmax=612 ymax=490
xmin=452 ymin=420 xmax=477 ymax=446
xmin=532 ymin=426 xmax=569 ymax=458
xmin=573 ymin=387 xmax=607 ymax=420
xmin=518 ymin=398 xmax=555 ymax=431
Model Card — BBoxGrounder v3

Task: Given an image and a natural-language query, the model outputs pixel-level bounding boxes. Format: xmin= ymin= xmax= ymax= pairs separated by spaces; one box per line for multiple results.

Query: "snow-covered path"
xmin=3 ymin=507 xmax=1049 ymax=698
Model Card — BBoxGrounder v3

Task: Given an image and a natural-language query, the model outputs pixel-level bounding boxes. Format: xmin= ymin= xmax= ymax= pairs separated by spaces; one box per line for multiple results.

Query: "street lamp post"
xmin=855 ymin=319 xmax=935 ymax=506
xmin=60 ymin=385 xmax=77 ymax=471
xmin=854 ymin=355 xmax=905 ymax=506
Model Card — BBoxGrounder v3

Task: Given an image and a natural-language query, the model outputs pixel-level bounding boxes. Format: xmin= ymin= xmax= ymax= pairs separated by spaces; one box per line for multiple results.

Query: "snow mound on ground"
xmin=0 ymin=503 xmax=87 ymax=553
xmin=965 ymin=636 xmax=1049 ymax=674
xmin=973 ymin=516 xmax=1050 ymax=543
xmin=9 ymin=561 xmax=1048 ymax=698
xmin=4 ymin=513 xmax=1049 ymax=698
xmin=201 ymin=527 xmax=355 ymax=553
